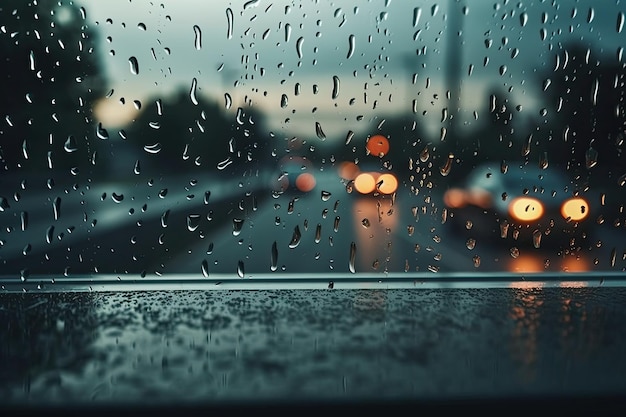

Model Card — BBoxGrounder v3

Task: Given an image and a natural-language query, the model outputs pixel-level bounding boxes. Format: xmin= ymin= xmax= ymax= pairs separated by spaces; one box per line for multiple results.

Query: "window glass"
xmin=1 ymin=0 xmax=625 ymax=286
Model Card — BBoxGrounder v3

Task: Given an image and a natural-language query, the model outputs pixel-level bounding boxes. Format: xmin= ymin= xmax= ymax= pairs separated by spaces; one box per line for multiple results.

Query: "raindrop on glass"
xmin=187 ymin=214 xmax=201 ymax=232
xmin=289 ymin=225 xmax=302 ymax=248
xmin=226 ymin=8 xmax=234 ymax=39
xmin=193 ymin=25 xmax=202 ymax=50
xmin=232 ymin=218 xmax=244 ymax=236
xmin=349 ymin=241 xmax=356 ymax=273
xmin=270 ymin=241 xmax=278 ymax=271
xmin=128 ymin=56 xmax=139 ymax=75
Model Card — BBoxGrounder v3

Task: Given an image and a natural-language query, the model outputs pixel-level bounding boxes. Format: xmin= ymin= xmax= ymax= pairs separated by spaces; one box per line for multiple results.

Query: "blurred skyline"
xmin=83 ymin=0 xmax=626 ymax=142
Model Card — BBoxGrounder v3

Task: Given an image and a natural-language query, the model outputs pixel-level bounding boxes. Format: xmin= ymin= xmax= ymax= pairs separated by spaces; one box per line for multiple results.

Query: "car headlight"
xmin=560 ymin=197 xmax=589 ymax=222
xmin=508 ymin=196 xmax=544 ymax=222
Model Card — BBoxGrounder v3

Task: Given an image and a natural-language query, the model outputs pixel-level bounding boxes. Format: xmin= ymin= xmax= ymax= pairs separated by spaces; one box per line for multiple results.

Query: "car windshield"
xmin=1 ymin=0 xmax=625 ymax=290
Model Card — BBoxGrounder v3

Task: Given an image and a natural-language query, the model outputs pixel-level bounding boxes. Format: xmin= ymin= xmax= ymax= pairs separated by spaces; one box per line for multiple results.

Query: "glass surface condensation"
xmin=1 ymin=0 xmax=625 ymax=288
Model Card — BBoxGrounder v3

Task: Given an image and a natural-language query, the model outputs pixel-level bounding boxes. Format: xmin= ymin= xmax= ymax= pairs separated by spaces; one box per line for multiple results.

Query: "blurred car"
xmin=442 ymin=161 xmax=597 ymax=249
xmin=268 ymin=155 xmax=318 ymax=195
xmin=337 ymin=161 xmax=399 ymax=197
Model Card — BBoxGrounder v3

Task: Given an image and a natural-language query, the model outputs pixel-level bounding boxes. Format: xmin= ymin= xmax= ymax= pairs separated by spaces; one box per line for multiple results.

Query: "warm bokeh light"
xmin=295 ymin=172 xmax=316 ymax=192
xmin=443 ymin=188 xmax=468 ymax=208
xmin=560 ymin=255 xmax=591 ymax=273
xmin=560 ymin=197 xmax=589 ymax=222
xmin=93 ymin=98 xmax=141 ymax=128
xmin=354 ymin=173 xmax=376 ymax=194
xmin=467 ymin=188 xmax=493 ymax=209
xmin=338 ymin=161 xmax=361 ymax=180
xmin=366 ymin=134 xmax=390 ymax=157
xmin=508 ymin=197 xmax=544 ymax=222
xmin=376 ymin=173 xmax=398 ymax=194
xmin=508 ymin=253 xmax=545 ymax=273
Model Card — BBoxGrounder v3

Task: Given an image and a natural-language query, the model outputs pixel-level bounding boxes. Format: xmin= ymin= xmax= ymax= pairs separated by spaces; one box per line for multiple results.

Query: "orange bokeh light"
xmin=508 ymin=197 xmax=544 ymax=222
xmin=366 ymin=134 xmax=390 ymax=157
xmin=443 ymin=188 xmax=468 ymax=208
xmin=376 ymin=173 xmax=398 ymax=194
xmin=338 ymin=161 xmax=361 ymax=180
xmin=354 ymin=173 xmax=376 ymax=194
xmin=560 ymin=197 xmax=589 ymax=222
xmin=295 ymin=172 xmax=316 ymax=192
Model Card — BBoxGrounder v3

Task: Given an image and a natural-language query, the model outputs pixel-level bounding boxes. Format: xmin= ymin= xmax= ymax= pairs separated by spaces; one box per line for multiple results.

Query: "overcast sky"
xmin=81 ymin=0 xmax=626 ymax=140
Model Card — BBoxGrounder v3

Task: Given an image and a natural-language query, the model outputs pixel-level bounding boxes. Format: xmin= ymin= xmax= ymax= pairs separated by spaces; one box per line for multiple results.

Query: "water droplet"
xmin=270 ymin=241 xmax=278 ymax=271
xmin=144 ymin=143 xmax=162 ymax=154
xmin=520 ymin=12 xmax=528 ymax=27
xmin=161 ymin=210 xmax=170 ymax=227
xmin=63 ymin=135 xmax=78 ymax=153
xmin=28 ymin=50 xmax=36 ymax=71
xmin=500 ymin=160 xmax=508 ymax=174
xmin=314 ymin=224 xmax=322 ymax=243
xmin=279 ymin=22 xmax=291 ymax=45
xmin=539 ymin=152 xmax=549 ymax=170
xmin=532 ymin=229 xmax=542 ymax=249
xmin=111 ymin=193 xmax=124 ymax=203
xmin=237 ymin=260 xmax=245 ymax=278
xmin=439 ymin=154 xmax=454 ymax=176
xmin=289 ymin=225 xmax=301 ymax=248
xmin=346 ymin=34 xmax=355 ymax=59
xmin=232 ymin=218 xmax=244 ymax=236
xmin=295 ymin=36 xmax=304 ymax=59
xmin=96 ymin=123 xmax=109 ymax=140
xmin=53 ymin=197 xmax=61 ymax=221
xmin=522 ymin=134 xmax=532 ymax=157
xmin=466 ymin=238 xmax=476 ymax=250
xmin=618 ymin=12 xmax=624 ymax=33
xmin=280 ymin=94 xmax=288 ymax=108
xmin=187 ymin=214 xmax=201 ymax=232
xmin=201 ymin=259 xmax=209 ymax=277
xmin=419 ymin=146 xmax=429 ymax=162
xmin=610 ymin=247 xmax=617 ymax=267
xmin=472 ymin=255 xmax=481 ymax=268
xmin=224 ymin=93 xmax=232 ymax=109
xmin=20 ymin=211 xmax=28 ymax=231
xmin=226 ymin=8 xmax=234 ymax=39
xmin=332 ymin=75 xmax=340 ymax=99
xmin=128 ymin=56 xmax=139 ymax=75
xmin=190 ymin=78 xmax=198 ymax=105
xmin=413 ymin=7 xmax=422 ymax=26
xmin=46 ymin=225 xmax=54 ymax=244
xmin=158 ymin=189 xmax=168 ymax=198
xmin=361 ymin=218 xmax=370 ymax=228
xmin=510 ymin=247 xmax=520 ymax=259
xmin=349 ymin=242 xmax=356 ymax=273
xmin=587 ymin=7 xmax=595 ymax=23
xmin=321 ymin=190 xmax=332 ymax=202
xmin=315 ymin=122 xmax=326 ymax=140
xmin=193 ymin=25 xmax=202 ymax=50
xmin=585 ymin=147 xmax=598 ymax=169
xmin=217 ymin=157 xmax=233 ymax=170
xmin=333 ymin=216 xmax=340 ymax=233
xmin=134 ymin=160 xmax=141 ymax=174
xmin=500 ymin=220 xmax=509 ymax=238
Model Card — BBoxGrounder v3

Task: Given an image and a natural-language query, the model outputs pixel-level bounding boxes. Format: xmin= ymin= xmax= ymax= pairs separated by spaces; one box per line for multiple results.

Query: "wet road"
xmin=1 ymin=168 xmax=624 ymax=281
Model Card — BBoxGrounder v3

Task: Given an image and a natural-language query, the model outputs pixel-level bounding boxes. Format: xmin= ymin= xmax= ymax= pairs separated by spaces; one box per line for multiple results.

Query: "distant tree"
xmin=537 ymin=42 xmax=626 ymax=182
xmin=120 ymin=89 xmax=270 ymax=178
xmin=0 ymin=1 xmax=105 ymax=178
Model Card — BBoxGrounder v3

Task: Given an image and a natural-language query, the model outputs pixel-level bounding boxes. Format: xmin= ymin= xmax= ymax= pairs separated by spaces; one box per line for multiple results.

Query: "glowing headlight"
xmin=508 ymin=197 xmax=544 ymax=222
xmin=354 ymin=173 xmax=376 ymax=194
xmin=560 ymin=197 xmax=589 ymax=222
xmin=376 ymin=173 xmax=398 ymax=194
